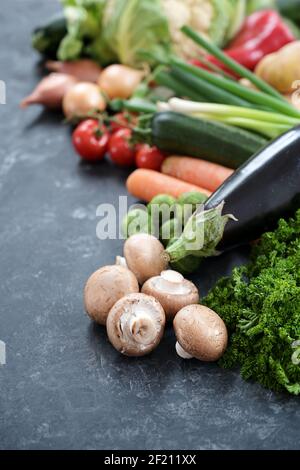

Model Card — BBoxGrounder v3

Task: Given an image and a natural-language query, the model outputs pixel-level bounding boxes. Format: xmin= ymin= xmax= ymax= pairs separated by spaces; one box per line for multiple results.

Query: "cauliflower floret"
xmin=162 ymin=0 xmax=215 ymax=60
xmin=191 ymin=1 xmax=214 ymax=32
xmin=163 ymin=0 xmax=192 ymax=30
xmin=162 ymin=0 xmax=234 ymax=60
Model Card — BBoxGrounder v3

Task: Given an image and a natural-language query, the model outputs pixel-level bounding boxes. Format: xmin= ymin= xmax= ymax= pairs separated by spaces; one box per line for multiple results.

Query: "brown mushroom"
xmin=106 ymin=293 xmax=166 ymax=357
xmin=142 ymin=270 xmax=199 ymax=320
xmin=84 ymin=265 xmax=139 ymax=325
xmin=173 ymin=305 xmax=228 ymax=362
xmin=124 ymin=234 xmax=169 ymax=285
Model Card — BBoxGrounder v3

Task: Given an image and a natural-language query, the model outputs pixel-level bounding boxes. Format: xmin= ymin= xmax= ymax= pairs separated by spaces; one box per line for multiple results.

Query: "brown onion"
xmin=62 ymin=82 xmax=106 ymax=119
xmin=98 ymin=64 xmax=144 ymax=99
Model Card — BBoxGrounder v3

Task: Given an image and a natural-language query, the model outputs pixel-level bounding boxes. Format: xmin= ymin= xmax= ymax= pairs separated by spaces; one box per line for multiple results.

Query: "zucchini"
xmin=149 ymin=112 xmax=268 ymax=169
xmin=32 ymin=14 xmax=67 ymax=58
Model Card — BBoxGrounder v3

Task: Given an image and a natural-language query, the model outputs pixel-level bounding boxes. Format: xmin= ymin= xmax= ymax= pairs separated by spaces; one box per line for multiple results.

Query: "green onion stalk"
xmin=161 ymin=98 xmax=300 ymax=139
xmin=181 ymin=25 xmax=286 ymax=101
xmin=169 ymin=57 xmax=300 ymax=118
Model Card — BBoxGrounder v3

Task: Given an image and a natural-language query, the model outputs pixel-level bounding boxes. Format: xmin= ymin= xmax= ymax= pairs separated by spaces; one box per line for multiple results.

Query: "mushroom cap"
xmin=84 ymin=265 xmax=139 ymax=325
xmin=142 ymin=270 xmax=199 ymax=320
xmin=124 ymin=233 xmax=169 ymax=285
xmin=173 ymin=305 xmax=228 ymax=362
xmin=106 ymin=293 xmax=166 ymax=357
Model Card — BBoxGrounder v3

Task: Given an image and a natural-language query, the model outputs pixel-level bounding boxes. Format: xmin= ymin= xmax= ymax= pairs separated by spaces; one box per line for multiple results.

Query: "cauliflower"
xmin=162 ymin=0 xmax=237 ymax=60
xmin=162 ymin=0 xmax=213 ymax=60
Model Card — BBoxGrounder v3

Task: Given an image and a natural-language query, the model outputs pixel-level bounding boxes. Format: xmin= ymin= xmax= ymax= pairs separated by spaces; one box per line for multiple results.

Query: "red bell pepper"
xmin=194 ymin=10 xmax=295 ymax=75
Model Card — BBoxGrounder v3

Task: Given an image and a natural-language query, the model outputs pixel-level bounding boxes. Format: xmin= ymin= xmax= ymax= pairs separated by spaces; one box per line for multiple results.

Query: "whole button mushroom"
xmin=142 ymin=270 xmax=199 ymax=321
xmin=106 ymin=293 xmax=166 ymax=357
xmin=124 ymin=233 xmax=169 ymax=285
xmin=84 ymin=265 xmax=139 ymax=325
xmin=174 ymin=305 xmax=228 ymax=362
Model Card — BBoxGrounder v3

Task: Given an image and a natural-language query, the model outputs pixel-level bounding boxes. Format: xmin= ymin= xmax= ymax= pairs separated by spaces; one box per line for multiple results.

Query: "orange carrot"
xmin=161 ymin=156 xmax=234 ymax=193
xmin=126 ymin=169 xmax=211 ymax=202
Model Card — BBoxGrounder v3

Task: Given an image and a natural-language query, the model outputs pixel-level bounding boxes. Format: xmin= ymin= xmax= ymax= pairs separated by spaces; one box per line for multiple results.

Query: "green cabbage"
xmin=90 ymin=0 xmax=171 ymax=66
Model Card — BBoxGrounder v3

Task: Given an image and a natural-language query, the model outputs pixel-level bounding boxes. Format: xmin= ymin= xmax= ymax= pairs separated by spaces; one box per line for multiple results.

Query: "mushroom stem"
xmin=176 ymin=341 xmax=193 ymax=360
xmin=116 ymin=256 xmax=128 ymax=269
xmin=161 ymin=270 xmax=184 ymax=283
xmin=107 ymin=293 xmax=166 ymax=356
xmin=141 ymin=270 xmax=200 ymax=320
xmin=156 ymin=270 xmax=190 ymax=295
xmin=129 ymin=313 xmax=157 ymax=345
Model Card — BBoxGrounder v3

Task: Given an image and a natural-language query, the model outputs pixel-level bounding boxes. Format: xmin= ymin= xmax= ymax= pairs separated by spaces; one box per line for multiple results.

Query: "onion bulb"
xmin=20 ymin=73 xmax=78 ymax=109
xmin=46 ymin=60 xmax=102 ymax=83
xmin=62 ymin=82 xmax=106 ymax=120
xmin=98 ymin=64 xmax=144 ymax=99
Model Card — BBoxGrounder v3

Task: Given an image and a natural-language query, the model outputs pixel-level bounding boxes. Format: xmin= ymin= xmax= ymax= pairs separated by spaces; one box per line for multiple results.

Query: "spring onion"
xmin=169 ymin=67 xmax=252 ymax=107
xmin=181 ymin=25 xmax=285 ymax=101
xmin=170 ymin=58 xmax=300 ymax=119
xmin=154 ymin=69 xmax=206 ymax=102
xmin=165 ymin=98 xmax=300 ymax=139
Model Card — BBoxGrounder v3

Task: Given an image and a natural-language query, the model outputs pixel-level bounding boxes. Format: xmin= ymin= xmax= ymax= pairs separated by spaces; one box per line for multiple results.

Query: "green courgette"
xmin=32 ymin=14 xmax=67 ymax=58
xmin=147 ymin=112 xmax=268 ymax=169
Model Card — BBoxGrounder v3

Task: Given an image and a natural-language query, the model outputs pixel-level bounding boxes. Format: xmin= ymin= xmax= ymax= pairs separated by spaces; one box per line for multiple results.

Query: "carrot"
xmin=161 ymin=156 xmax=234 ymax=193
xmin=126 ymin=169 xmax=211 ymax=202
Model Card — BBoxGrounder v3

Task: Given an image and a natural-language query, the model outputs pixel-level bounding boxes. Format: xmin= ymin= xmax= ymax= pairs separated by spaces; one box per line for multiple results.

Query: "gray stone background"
xmin=0 ymin=0 xmax=299 ymax=450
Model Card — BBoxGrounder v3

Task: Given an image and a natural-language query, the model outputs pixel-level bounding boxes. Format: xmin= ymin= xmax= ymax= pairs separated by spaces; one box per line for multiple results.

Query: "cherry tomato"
xmin=110 ymin=112 xmax=137 ymax=133
xmin=108 ymin=128 xmax=136 ymax=167
xmin=72 ymin=119 xmax=109 ymax=162
xmin=135 ymin=144 xmax=165 ymax=171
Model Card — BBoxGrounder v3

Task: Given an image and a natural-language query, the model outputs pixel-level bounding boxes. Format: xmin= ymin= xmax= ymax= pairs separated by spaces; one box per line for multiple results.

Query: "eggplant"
xmin=166 ymin=127 xmax=300 ymax=264
xmin=205 ymin=126 xmax=300 ymax=250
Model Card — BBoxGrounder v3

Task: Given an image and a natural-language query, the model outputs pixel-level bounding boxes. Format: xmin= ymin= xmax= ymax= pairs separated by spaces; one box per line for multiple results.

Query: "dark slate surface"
xmin=0 ymin=0 xmax=299 ymax=451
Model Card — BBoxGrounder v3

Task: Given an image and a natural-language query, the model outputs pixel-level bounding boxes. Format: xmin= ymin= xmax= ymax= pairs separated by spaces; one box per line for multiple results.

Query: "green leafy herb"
xmin=204 ymin=210 xmax=300 ymax=395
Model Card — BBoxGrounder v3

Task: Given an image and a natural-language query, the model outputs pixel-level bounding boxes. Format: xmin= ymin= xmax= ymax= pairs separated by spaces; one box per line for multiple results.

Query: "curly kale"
xmin=204 ymin=210 xmax=300 ymax=395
